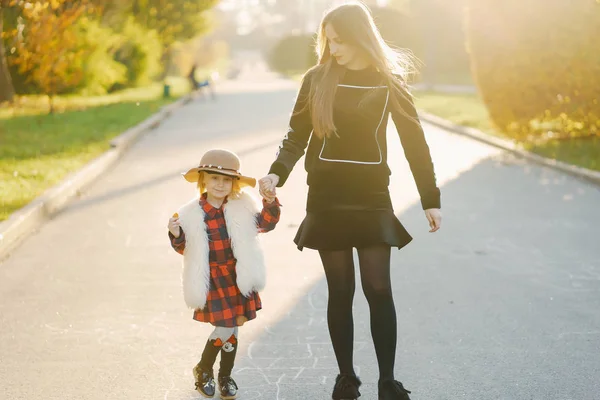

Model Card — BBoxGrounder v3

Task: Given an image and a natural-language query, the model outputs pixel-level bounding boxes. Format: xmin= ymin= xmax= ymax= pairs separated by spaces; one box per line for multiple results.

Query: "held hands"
xmin=168 ymin=213 xmax=181 ymax=238
xmin=259 ymin=173 xmax=440 ymax=232
xmin=258 ymin=174 xmax=279 ymax=203
xmin=425 ymin=209 xmax=442 ymax=233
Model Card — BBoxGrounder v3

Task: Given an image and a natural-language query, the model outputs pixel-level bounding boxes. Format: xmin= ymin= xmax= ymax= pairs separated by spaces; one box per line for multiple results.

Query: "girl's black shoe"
xmin=332 ymin=373 xmax=362 ymax=400
xmin=378 ymin=379 xmax=412 ymax=400
xmin=193 ymin=364 xmax=216 ymax=398
xmin=218 ymin=376 xmax=238 ymax=400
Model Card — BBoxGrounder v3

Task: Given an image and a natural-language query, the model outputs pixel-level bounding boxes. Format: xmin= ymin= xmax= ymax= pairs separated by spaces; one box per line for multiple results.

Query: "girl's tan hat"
xmin=182 ymin=149 xmax=256 ymax=188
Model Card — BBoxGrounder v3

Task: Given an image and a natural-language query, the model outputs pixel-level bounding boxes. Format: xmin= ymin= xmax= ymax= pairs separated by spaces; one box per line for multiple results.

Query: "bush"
xmin=466 ymin=0 xmax=600 ymax=140
xmin=268 ymin=34 xmax=317 ymax=75
xmin=112 ymin=17 xmax=162 ymax=88
xmin=72 ymin=19 xmax=127 ymax=95
xmin=6 ymin=16 xmax=161 ymax=95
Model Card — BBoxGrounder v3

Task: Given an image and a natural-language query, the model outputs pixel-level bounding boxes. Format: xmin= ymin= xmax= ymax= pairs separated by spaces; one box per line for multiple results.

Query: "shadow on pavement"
xmin=229 ymin=157 xmax=600 ymax=400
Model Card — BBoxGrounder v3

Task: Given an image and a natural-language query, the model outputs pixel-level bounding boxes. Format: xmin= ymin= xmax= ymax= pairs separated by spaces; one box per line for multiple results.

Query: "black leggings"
xmin=319 ymin=244 xmax=397 ymax=381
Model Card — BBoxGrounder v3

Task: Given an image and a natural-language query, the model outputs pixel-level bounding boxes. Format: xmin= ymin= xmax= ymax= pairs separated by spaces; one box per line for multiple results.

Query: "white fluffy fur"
xmin=176 ymin=191 xmax=265 ymax=310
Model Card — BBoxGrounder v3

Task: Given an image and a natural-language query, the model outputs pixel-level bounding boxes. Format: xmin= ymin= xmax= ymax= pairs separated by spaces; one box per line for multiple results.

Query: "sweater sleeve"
xmin=256 ymin=197 xmax=282 ymax=233
xmin=268 ymin=71 xmax=314 ymax=187
xmin=168 ymin=228 xmax=186 ymax=255
xmin=391 ymin=85 xmax=441 ymax=210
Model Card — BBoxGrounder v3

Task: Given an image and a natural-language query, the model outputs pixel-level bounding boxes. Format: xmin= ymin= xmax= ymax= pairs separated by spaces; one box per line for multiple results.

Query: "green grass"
xmin=523 ymin=136 xmax=600 ymax=172
xmin=413 ymin=91 xmax=494 ymax=133
xmin=0 ymin=77 xmax=188 ymax=118
xmin=0 ymin=78 xmax=189 ymax=222
xmin=414 ymin=91 xmax=600 ymax=172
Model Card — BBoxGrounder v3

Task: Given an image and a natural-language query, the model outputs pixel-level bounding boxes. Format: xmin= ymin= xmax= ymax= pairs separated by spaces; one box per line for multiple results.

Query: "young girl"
xmin=259 ymin=2 xmax=442 ymax=400
xmin=168 ymin=149 xmax=280 ymax=399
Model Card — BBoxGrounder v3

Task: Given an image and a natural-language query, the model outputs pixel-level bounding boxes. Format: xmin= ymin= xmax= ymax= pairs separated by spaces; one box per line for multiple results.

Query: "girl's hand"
xmin=424 ymin=209 xmax=442 ymax=233
xmin=261 ymin=190 xmax=276 ymax=203
xmin=168 ymin=213 xmax=181 ymax=238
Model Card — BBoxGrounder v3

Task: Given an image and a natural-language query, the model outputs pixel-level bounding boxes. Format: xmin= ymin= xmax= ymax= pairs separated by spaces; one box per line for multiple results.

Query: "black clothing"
xmin=268 ymin=66 xmax=440 ymax=250
xmin=319 ymin=246 xmax=398 ymax=382
xmin=268 ymin=66 xmax=440 ymax=211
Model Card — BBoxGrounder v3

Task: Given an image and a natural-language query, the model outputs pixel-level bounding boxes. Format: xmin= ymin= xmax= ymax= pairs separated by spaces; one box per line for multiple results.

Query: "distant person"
xmin=168 ymin=149 xmax=280 ymax=399
xmin=258 ymin=2 xmax=442 ymax=400
xmin=188 ymin=64 xmax=199 ymax=91
xmin=189 ymin=64 xmax=217 ymax=100
xmin=196 ymin=75 xmax=216 ymax=101
xmin=204 ymin=75 xmax=217 ymax=100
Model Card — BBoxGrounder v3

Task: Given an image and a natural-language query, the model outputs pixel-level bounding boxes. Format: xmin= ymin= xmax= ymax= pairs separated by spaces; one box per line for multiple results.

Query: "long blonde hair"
xmin=306 ymin=1 xmax=420 ymax=139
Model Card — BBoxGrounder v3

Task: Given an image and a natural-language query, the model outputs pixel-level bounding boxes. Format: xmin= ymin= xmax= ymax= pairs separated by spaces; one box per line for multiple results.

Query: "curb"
xmin=0 ymin=94 xmax=193 ymax=260
xmin=418 ymin=110 xmax=600 ymax=187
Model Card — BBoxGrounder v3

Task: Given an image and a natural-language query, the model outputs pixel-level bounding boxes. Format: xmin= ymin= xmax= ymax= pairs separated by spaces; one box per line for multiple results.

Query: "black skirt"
xmin=293 ymin=187 xmax=413 ymax=251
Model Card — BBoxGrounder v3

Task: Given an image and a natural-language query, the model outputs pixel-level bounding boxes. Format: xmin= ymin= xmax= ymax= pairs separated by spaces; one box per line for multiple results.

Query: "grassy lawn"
xmin=413 ymin=91 xmax=600 ymax=172
xmin=413 ymin=91 xmax=494 ymax=133
xmin=0 ymin=78 xmax=189 ymax=222
xmin=524 ymin=136 xmax=600 ymax=171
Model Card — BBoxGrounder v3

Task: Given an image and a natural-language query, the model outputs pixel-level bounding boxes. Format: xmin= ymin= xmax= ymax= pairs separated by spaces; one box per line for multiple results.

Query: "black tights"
xmin=319 ymin=245 xmax=397 ymax=381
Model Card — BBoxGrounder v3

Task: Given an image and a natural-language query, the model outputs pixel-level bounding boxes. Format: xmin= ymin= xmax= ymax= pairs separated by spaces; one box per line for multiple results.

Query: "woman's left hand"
xmin=424 ymin=209 xmax=442 ymax=233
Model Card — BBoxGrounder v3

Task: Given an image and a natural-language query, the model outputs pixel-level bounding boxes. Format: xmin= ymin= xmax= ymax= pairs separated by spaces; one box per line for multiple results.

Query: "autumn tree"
xmin=2 ymin=0 xmax=220 ymax=102
xmin=0 ymin=0 xmax=16 ymax=103
xmin=128 ymin=0 xmax=219 ymax=78
xmin=10 ymin=0 xmax=100 ymax=112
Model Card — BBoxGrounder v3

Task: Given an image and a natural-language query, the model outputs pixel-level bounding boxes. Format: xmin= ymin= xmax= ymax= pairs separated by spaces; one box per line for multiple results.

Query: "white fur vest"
xmin=176 ymin=192 xmax=266 ymax=310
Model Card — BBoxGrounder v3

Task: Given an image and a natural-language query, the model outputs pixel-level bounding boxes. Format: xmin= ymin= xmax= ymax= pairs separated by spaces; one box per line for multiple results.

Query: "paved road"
xmin=1 ymin=67 xmax=599 ymax=400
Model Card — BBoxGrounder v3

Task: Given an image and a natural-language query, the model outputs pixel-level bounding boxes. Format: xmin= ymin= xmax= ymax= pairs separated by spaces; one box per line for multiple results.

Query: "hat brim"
xmin=182 ymin=167 xmax=256 ymax=188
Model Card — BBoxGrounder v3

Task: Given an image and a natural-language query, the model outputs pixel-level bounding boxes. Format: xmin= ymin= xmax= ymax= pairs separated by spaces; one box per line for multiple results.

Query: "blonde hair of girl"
xmin=305 ymin=1 xmax=421 ymax=139
xmin=196 ymin=171 xmax=243 ymax=199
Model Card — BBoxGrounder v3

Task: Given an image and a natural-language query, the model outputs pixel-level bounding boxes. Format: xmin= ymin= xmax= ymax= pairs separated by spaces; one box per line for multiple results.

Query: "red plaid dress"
xmin=170 ymin=193 xmax=280 ymax=327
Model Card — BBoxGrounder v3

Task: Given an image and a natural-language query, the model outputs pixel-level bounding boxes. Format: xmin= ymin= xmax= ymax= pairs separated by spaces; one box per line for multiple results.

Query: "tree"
xmin=128 ymin=0 xmax=219 ymax=78
xmin=466 ymin=0 xmax=600 ymax=139
xmin=134 ymin=0 xmax=218 ymax=45
xmin=268 ymin=33 xmax=316 ymax=74
xmin=10 ymin=1 xmax=99 ymax=112
xmin=0 ymin=0 xmax=16 ymax=102
xmin=409 ymin=0 xmax=470 ymax=85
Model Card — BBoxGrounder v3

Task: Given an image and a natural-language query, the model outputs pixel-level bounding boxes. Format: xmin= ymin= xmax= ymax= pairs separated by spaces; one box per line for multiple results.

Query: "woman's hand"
xmin=258 ymin=174 xmax=279 ymax=202
xmin=168 ymin=213 xmax=181 ymax=238
xmin=424 ymin=209 xmax=442 ymax=233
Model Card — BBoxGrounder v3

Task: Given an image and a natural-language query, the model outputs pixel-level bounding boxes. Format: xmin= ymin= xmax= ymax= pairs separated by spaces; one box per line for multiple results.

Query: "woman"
xmin=259 ymin=3 xmax=442 ymax=400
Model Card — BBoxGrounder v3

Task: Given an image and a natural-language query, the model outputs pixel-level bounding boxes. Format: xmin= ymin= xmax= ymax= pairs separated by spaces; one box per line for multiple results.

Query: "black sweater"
xmin=268 ymin=66 xmax=441 ymax=210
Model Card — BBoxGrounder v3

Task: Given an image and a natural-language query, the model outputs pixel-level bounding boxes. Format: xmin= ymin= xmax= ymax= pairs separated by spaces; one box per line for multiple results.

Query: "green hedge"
xmin=73 ymin=19 xmax=127 ymax=95
xmin=466 ymin=0 xmax=600 ymax=140
xmin=267 ymin=34 xmax=317 ymax=75
xmin=6 ymin=17 xmax=163 ymax=96
xmin=112 ymin=17 xmax=162 ymax=89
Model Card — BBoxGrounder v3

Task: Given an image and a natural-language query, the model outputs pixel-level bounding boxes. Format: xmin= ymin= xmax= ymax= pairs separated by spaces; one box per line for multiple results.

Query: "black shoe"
xmin=332 ymin=373 xmax=362 ymax=400
xmin=193 ymin=365 xmax=216 ymax=398
xmin=218 ymin=376 xmax=238 ymax=400
xmin=378 ymin=379 xmax=412 ymax=400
